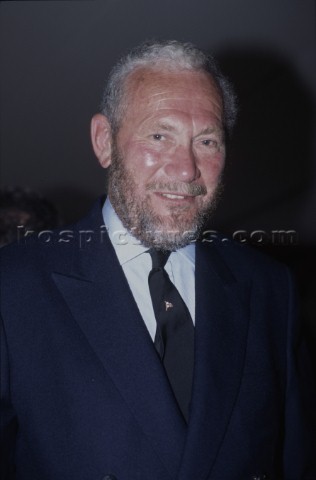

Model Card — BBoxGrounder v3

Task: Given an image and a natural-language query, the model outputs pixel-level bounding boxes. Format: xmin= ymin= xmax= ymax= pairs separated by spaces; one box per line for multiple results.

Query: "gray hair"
xmin=100 ymin=40 xmax=237 ymax=137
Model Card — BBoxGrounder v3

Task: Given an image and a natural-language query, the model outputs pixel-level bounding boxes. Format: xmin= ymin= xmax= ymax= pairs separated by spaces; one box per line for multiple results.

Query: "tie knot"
xmin=148 ymin=248 xmax=171 ymax=269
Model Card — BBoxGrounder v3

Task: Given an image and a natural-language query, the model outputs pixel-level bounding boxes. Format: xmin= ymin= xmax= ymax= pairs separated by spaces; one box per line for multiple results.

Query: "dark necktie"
xmin=148 ymin=248 xmax=194 ymax=423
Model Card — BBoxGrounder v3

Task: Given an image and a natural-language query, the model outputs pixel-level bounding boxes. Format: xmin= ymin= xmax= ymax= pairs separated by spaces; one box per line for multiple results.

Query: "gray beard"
xmin=107 ymin=144 xmax=221 ymax=251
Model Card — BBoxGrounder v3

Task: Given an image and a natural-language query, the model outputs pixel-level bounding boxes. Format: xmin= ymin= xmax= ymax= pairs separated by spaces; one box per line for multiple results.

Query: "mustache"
xmin=146 ymin=182 xmax=207 ymax=196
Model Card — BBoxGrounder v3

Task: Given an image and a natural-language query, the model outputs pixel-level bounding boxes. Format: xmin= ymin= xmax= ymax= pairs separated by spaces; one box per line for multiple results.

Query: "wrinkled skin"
xmin=92 ymin=68 xmax=225 ymax=250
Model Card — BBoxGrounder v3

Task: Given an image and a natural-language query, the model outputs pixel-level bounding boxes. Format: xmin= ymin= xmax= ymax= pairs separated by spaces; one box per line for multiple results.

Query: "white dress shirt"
xmin=103 ymin=198 xmax=196 ymax=341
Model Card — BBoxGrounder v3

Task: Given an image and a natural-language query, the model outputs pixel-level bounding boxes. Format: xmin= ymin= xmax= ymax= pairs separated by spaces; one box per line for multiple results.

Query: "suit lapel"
xmin=52 ymin=203 xmax=186 ymax=479
xmin=178 ymin=240 xmax=251 ymax=480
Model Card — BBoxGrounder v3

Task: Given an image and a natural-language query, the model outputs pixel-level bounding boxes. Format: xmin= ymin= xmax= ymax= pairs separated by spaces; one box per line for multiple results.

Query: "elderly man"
xmin=0 ymin=40 xmax=315 ymax=480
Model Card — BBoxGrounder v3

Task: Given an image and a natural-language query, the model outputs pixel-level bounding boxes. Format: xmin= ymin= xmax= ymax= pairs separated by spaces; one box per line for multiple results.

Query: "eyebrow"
xmin=196 ymin=127 xmax=218 ymax=136
xmin=153 ymin=122 xmax=223 ymax=137
xmin=155 ymin=122 xmax=177 ymax=132
xmin=196 ymin=126 xmax=225 ymax=141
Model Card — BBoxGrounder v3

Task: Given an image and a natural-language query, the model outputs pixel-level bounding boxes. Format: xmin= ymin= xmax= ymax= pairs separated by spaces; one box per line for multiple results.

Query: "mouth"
xmin=155 ymin=192 xmax=195 ymax=201
xmin=161 ymin=193 xmax=186 ymax=200
xmin=147 ymin=182 xmax=207 ymax=198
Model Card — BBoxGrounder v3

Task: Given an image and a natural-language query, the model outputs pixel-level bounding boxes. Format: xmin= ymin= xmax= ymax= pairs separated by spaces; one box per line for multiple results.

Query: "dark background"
xmin=1 ymin=0 xmax=316 ymax=362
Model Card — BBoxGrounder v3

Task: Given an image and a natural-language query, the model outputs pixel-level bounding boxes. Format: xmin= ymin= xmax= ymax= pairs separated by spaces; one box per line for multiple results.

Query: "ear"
xmin=90 ymin=114 xmax=112 ymax=169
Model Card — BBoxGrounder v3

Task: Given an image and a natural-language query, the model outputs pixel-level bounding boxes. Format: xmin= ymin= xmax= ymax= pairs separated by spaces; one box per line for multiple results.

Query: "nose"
xmin=163 ymin=144 xmax=200 ymax=182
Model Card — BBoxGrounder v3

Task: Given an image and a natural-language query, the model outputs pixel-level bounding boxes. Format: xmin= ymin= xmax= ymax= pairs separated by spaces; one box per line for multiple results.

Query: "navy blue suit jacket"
xmin=1 ymin=199 xmax=315 ymax=479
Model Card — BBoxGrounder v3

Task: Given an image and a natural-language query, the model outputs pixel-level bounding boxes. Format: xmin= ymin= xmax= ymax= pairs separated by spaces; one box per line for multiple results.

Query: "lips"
xmin=160 ymin=193 xmax=186 ymax=200
xmin=155 ymin=191 xmax=196 ymax=203
xmin=147 ymin=182 xmax=207 ymax=197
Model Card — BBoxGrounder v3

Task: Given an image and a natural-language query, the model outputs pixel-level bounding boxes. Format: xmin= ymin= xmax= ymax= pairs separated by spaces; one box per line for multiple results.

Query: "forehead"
xmin=123 ymin=67 xmax=223 ymax=124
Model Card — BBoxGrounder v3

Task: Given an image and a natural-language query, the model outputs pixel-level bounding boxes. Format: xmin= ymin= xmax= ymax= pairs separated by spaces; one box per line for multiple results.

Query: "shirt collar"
xmin=102 ymin=197 xmax=195 ymax=266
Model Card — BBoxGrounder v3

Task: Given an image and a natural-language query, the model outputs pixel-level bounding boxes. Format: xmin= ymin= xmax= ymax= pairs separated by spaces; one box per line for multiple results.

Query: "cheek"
xmin=143 ymin=152 xmax=158 ymax=168
xmin=124 ymin=141 xmax=163 ymax=169
xmin=201 ymin=154 xmax=225 ymax=185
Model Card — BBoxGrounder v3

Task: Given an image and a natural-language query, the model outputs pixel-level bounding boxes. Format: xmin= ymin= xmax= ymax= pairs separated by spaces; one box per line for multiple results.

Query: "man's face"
xmin=107 ymin=68 xmax=225 ymax=250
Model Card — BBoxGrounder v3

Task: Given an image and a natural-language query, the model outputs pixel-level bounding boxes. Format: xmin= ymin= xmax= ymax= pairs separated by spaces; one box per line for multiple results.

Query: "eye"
xmin=202 ymin=139 xmax=218 ymax=147
xmin=152 ymin=134 xmax=163 ymax=141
